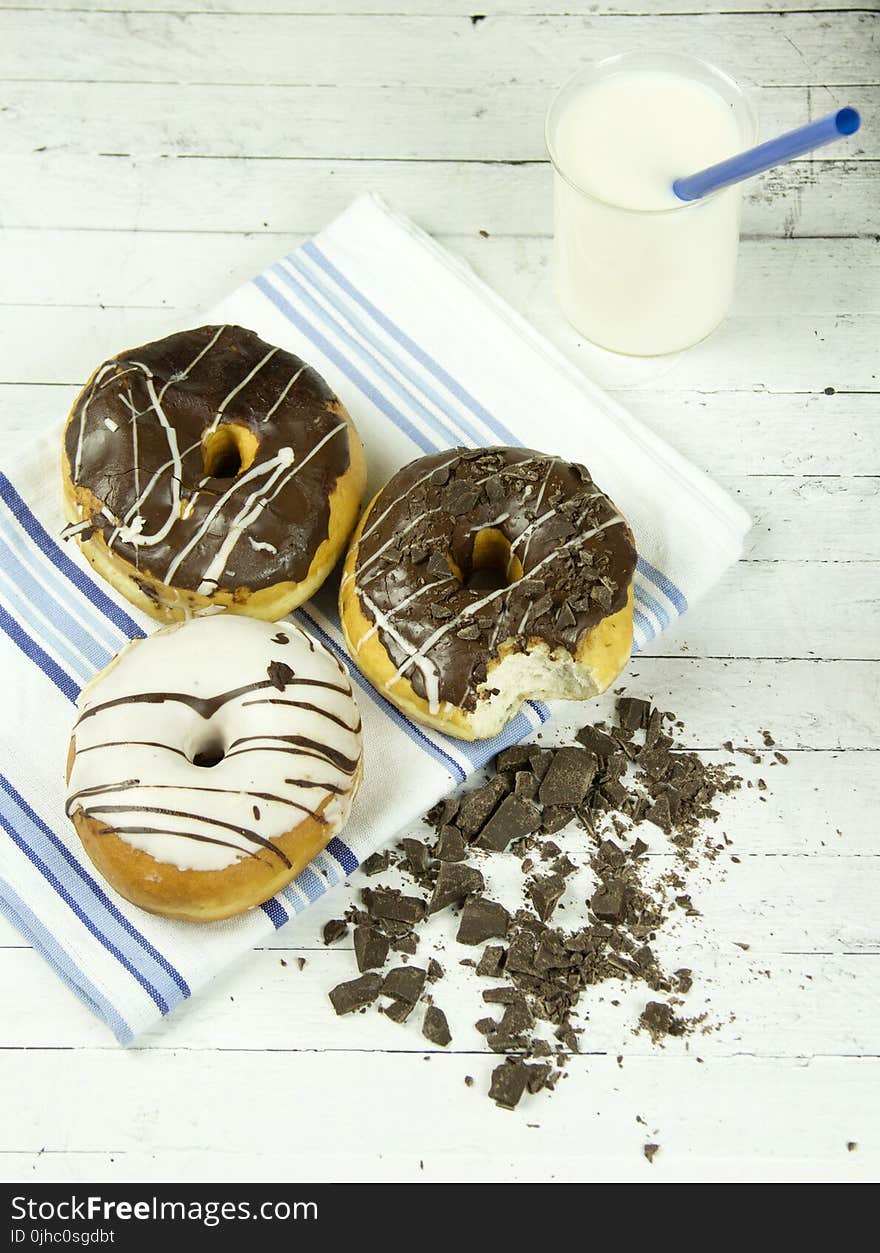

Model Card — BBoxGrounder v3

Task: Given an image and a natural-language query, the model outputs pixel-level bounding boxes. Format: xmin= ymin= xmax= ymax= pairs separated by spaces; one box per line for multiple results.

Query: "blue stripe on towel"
xmin=277 ymin=259 xmax=471 ymax=450
xmin=0 ymin=473 xmax=143 ymax=640
xmin=303 ymin=240 xmax=521 ymax=446
xmin=0 ymin=773 xmax=190 ymax=1003
xmin=0 ymin=803 xmax=169 ymax=1014
xmin=0 ymin=601 xmax=80 ymax=702
xmin=0 ymin=878 xmax=134 ymax=1044
xmin=254 ymin=275 xmax=435 ymax=454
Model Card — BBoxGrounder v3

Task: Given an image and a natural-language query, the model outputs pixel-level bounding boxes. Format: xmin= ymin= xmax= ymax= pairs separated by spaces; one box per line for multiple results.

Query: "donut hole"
xmin=189 ymin=731 xmax=226 ymax=769
xmin=201 ymin=424 xmax=259 ymax=480
xmin=463 ymin=528 xmax=524 ymax=593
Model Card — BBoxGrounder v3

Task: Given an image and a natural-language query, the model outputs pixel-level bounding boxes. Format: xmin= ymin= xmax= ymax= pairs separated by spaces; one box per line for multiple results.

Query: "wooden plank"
xmin=0 ymin=2 xmax=871 ymax=16
xmin=2 ymin=386 xmax=876 ymax=479
xmin=0 ymin=1049 xmax=875 ymax=1181
xmin=0 ymin=12 xmax=876 ymax=88
xmin=1 ymin=154 xmax=877 ymax=239
xmin=1 ymin=302 xmax=875 ymax=393
xmin=2 ymin=154 xmax=874 ymax=238
xmin=2 ymin=82 xmax=875 ymax=161
xmin=1 ymin=938 xmax=879 ymax=1054
xmin=4 ymin=232 xmax=876 ymax=315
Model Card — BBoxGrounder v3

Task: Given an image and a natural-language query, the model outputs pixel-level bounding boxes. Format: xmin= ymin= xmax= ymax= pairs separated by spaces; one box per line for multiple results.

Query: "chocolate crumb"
xmin=423 ymin=1005 xmax=452 ymax=1047
xmin=322 ymin=918 xmax=348 ymax=946
xmin=643 ymin=1143 xmax=660 ymax=1164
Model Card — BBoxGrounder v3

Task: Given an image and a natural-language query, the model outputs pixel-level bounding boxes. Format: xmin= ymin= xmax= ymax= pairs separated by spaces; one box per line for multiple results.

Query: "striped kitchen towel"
xmin=0 ymin=193 xmax=750 ymax=1042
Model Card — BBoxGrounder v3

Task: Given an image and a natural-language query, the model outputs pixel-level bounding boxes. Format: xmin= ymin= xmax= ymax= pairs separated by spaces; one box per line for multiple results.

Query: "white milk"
xmin=547 ymin=61 xmax=753 ymax=356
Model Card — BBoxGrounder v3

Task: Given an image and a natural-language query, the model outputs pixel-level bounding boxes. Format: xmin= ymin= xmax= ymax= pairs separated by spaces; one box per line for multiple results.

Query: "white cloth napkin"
xmin=0 ymin=194 xmax=750 ymax=1042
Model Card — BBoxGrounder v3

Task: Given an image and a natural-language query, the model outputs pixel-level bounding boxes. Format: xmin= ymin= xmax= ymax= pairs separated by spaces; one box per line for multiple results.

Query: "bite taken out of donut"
xmin=65 ymin=616 xmax=363 ymax=922
xmin=340 ymin=447 xmax=637 ymax=741
xmin=62 ymin=324 xmax=366 ymax=623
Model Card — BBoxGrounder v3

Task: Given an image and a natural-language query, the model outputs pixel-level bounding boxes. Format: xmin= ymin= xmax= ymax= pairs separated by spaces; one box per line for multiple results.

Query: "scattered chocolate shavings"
xmin=422 ymin=1005 xmax=452 ymax=1047
xmin=638 ymin=1001 xmax=688 ymax=1042
xmin=267 ymin=660 xmax=294 ymax=691
xmin=270 ymin=632 xmax=289 ymax=645
xmin=323 ymin=690 xmax=754 ymax=1124
xmin=322 ymin=919 xmax=348 ymax=946
xmin=329 ymin=974 xmax=382 ymax=1015
xmin=456 ymin=898 xmax=510 ymax=945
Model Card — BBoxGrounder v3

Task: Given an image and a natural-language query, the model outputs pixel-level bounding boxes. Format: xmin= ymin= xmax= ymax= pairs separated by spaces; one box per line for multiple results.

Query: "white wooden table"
xmin=1 ymin=0 xmax=878 ymax=1184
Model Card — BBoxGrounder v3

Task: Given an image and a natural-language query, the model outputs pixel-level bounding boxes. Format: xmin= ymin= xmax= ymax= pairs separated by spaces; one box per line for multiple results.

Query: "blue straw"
xmin=673 ymin=107 xmax=861 ymax=202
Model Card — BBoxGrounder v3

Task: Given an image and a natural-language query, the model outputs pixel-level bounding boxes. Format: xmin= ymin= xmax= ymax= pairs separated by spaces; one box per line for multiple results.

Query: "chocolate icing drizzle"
xmin=348 ymin=447 xmax=637 ymax=713
xmin=64 ymin=324 xmax=352 ymax=594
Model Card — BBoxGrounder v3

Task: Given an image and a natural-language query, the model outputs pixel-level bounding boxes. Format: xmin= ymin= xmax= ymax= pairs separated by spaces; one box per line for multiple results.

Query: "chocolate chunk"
xmin=528 ymin=874 xmax=566 ymax=923
xmin=382 ymin=998 xmax=414 ymax=1024
xmin=429 ymin=463 xmax=452 ymax=488
xmin=267 ymin=660 xmax=294 ymax=691
xmin=495 ymin=746 xmax=534 ymax=774
xmin=456 ymin=623 xmax=482 ymax=641
xmin=270 ymin=632 xmax=289 ymax=645
xmin=541 ymin=805 xmax=575 ymax=835
xmin=456 ymin=898 xmax=510 ymax=945
xmin=381 ymin=965 xmax=427 ymax=1004
xmin=362 ymin=887 xmax=426 ymax=925
xmin=426 ymin=552 xmax=451 ymax=579
xmin=643 ymin=1144 xmax=660 ymax=1164
xmin=555 ymin=600 xmax=577 ymax=630
xmin=361 ymin=851 xmax=390 ymax=877
xmin=434 ymin=825 xmax=467 ymax=862
xmin=422 ymin=1005 xmax=452 ymax=1047
xmin=457 ymin=778 xmax=509 ymax=837
xmin=322 ymin=918 xmax=348 ymax=946
xmin=353 ymin=924 xmax=390 ymax=973
xmin=401 ymin=838 xmax=431 ymax=877
xmin=427 ymin=958 xmax=444 ymax=982
xmin=489 ymin=1059 xmax=530 ymax=1110
xmin=392 ymin=933 xmax=419 ymax=956
xmin=427 ymin=862 xmax=484 ymax=914
xmin=617 ymin=697 xmax=651 ymax=733
xmin=647 ymin=795 xmax=673 ymax=833
xmin=538 ymin=747 xmax=597 ymax=807
xmin=476 ymin=945 xmax=506 ymax=977
xmin=673 ymin=968 xmax=693 ymax=994
xmin=575 ymin=724 xmax=619 ymax=761
xmin=528 ymin=748 xmax=554 ymax=780
xmin=514 ymin=770 xmax=539 ymax=801
xmin=590 ymin=880 xmax=626 ymax=923
xmin=639 ymin=1000 xmax=686 ymax=1040
xmin=526 ymin=1062 xmax=554 ymax=1094
xmin=427 ymin=795 xmax=460 ymax=829
xmin=429 ymin=603 xmax=455 ymax=620
xmin=475 ymin=1017 xmax=497 ymax=1036
xmin=630 ymin=837 xmax=648 ymax=858
xmin=329 ymin=973 xmax=382 ymax=1015
xmin=446 ymin=482 xmax=481 ymax=515
xmin=475 ymin=794 xmax=542 ymax=852
xmin=598 ymin=839 xmax=625 ymax=868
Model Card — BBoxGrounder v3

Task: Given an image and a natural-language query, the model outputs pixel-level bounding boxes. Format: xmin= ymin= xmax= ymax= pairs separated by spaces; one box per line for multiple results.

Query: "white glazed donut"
xmin=65 ymin=615 xmax=363 ymax=921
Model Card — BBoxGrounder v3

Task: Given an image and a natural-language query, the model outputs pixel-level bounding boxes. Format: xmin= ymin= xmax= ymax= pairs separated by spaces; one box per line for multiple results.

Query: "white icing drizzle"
xmin=66 ymin=616 xmax=362 ymax=873
xmin=248 ymin=537 xmax=278 ymax=554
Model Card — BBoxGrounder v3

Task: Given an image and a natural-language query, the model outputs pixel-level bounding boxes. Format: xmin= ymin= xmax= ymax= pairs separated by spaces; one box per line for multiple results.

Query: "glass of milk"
xmin=546 ymin=52 xmax=757 ymax=356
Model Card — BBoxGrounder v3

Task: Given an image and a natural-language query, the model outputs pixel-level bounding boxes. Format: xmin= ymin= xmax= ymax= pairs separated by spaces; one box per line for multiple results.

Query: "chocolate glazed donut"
xmin=62 ymin=325 xmax=366 ymax=622
xmin=340 ymin=447 xmax=637 ymax=740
